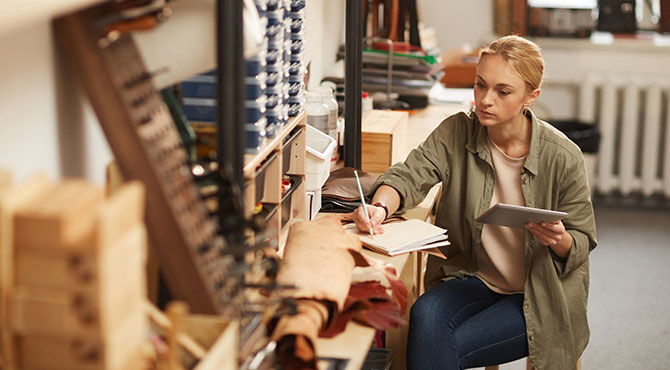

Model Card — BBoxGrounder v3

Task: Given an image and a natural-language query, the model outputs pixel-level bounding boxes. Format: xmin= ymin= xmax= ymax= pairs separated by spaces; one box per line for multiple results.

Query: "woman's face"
xmin=474 ymin=54 xmax=537 ymax=127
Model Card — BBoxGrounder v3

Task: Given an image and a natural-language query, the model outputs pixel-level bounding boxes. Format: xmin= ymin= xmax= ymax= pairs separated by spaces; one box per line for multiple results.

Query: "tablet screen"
xmin=476 ymin=203 xmax=568 ymax=228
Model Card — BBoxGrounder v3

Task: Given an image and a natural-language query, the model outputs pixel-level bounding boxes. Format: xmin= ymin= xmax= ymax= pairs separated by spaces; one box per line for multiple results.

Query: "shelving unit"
xmin=243 ymin=111 xmax=307 ymax=249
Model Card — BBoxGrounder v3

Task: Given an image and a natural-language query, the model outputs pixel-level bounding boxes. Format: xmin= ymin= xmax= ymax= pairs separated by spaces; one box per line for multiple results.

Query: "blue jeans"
xmin=406 ymin=277 xmax=528 ymax=370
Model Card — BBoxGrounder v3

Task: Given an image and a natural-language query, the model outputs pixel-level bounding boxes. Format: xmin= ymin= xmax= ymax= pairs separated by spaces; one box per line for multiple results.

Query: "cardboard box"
xmin=362 ymin=110 xmax=408 ymax=173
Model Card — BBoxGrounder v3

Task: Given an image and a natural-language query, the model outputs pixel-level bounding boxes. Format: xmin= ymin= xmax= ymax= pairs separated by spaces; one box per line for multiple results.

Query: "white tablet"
xmin=476 ymin=203 xmax=568 ymax=229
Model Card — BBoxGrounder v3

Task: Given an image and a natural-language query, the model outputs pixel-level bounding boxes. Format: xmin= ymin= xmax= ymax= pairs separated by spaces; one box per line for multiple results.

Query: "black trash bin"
xmin=548 ymin=120 xmax=601 ymax=154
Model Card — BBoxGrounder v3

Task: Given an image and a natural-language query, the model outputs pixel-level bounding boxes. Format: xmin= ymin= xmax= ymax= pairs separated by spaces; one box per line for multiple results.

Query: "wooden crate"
xmin=0 ymin=174 xmax=52 ymax=370
xmin=186 ymin=316 xmax=238 ymax=370
xmin=13 ymin=240 xmax=146 ymax=336
xmin=16 ymin=306 xmax=147 ymax=370
xmin=13 ymin=182 xmax=147 ymax=336
xmin=362 ymin=110 xmax=408 ymax=174
xmin=15 ymin=225 xmax=146 ymax=292
xmin=13 ymin=180 xmax=103 ymax=250
xmin=10 ymin=180 xmax=148 ymax=369
xmin=145 ymin=301 xmax=238 ymax=370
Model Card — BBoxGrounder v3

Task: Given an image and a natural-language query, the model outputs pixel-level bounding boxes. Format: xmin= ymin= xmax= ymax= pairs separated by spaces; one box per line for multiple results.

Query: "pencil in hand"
xmin=353 ymin=170 xmax=374 ymax=238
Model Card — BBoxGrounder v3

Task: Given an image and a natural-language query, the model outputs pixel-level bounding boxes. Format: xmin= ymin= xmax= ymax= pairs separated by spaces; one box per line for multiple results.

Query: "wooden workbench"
xmin=315 ymin=102 xmax=468 ymax=370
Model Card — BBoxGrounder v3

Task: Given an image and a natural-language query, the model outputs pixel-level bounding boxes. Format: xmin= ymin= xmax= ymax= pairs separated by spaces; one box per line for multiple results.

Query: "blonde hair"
xmin=479 ymin=35 xmax=544 ymax=92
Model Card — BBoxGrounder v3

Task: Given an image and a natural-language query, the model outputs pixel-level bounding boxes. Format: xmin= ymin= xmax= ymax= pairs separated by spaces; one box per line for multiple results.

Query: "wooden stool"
xmin=485 ymin=356 xmax=581 ymax=370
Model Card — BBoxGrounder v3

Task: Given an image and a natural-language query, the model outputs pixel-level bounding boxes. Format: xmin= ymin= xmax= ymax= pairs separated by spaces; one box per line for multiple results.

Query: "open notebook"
xmin=344 ymin=219 xmax=449 ymax=256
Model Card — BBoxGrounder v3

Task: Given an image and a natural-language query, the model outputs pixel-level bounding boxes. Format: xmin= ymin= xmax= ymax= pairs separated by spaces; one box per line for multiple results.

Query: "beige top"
xmin=476 ymin=135 xmax=527 ymax=294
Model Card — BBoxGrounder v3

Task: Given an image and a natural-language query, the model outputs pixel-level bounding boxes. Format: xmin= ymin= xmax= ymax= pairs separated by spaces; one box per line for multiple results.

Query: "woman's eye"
xmin=499 ymin=90 xmax=510 ymax=96
xmin=476 ymin=82 xmax=485 ymax=88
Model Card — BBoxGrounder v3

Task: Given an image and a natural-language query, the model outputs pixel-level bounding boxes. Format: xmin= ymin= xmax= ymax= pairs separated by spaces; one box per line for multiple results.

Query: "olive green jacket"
xmin=371 ymin=110 xmax=597 ymax=369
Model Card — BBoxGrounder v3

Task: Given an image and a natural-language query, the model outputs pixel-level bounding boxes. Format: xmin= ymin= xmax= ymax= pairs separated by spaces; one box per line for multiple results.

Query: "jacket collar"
xmin=466 ymin=109 xmax=540 ymax=176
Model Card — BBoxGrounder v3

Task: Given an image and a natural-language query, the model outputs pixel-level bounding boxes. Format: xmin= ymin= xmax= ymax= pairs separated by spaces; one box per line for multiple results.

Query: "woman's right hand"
xmin=352 ymin=204 xmax=386 ymax=235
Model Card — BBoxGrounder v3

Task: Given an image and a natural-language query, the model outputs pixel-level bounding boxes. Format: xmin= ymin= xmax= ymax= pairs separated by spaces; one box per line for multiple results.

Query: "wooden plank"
xmin=13 ymin=180 xmax=103 ymax=250
xmin=96 ymin=181 xmax=144 ymax=249
xmin=15 ymin=248 xmax=98 ymax=291
xmin=13 ymin=229 xmax=146 ymax=336
xmin=104 ymin=161 xmax=124 ymax=196
xmin=143 ymin=301 xmax=238 ymax=369
xmin=0 ymin=173 xmax=51 ymax=370
xmin=144 ymin=301 xmax=207 ymax=360
xmin=289 ymin=179 xmax=306 ymax=221
xmin=314 ymin=322 xmax=374 ymax=370
xmin=16 ymin=305 xmax=146 ymax=370
xmin=261 ymin=152 xmax=282 ymax=204
xmin=286 ymin=125 xmax=306 ymax=176
xmin=194 ymin=320 xmax=238 ymax=370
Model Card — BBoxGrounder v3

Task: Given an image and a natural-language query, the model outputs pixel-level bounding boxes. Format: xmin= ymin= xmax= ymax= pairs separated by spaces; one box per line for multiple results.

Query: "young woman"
xmin=352 ymin=35 xmax=597 ymax=369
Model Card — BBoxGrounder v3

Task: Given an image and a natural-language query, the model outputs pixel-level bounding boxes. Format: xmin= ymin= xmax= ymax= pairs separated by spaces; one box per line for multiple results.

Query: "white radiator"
xmin=576 ymin=74 xmax=670 ymax=198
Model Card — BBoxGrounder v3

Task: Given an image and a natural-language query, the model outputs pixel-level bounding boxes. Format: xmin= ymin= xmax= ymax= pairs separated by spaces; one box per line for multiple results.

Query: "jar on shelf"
xmin=305 ymin=91 xmax=329 ymax=135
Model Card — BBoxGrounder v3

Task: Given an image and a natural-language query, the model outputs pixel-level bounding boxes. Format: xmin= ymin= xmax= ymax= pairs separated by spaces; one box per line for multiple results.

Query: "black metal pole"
xmin=344 ymin=0 xmax=363 ymax=169
xmin=217 ymin=0 xmax=245 ymax=246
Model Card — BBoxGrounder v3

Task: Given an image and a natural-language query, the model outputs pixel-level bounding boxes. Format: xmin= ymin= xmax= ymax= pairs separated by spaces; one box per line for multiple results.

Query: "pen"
xmin=353 ymin=170 xmax=374 ymax=238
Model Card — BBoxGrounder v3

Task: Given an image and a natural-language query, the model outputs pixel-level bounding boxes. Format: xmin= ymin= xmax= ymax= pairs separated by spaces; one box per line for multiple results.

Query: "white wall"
xmin=0 ymin=22 xmax=112 ymax=184
xmin=0 ymin=1 xmax=342 ymax=185
xmin=418 ymin=1 xmax=495 ymax=52
xmin=304 ymin=0 xmax=345 ymax=89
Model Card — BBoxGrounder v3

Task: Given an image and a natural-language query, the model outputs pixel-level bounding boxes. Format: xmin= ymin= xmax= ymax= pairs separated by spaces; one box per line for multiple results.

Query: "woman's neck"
xmin=487 ymin=112 xmax=531 ymax=158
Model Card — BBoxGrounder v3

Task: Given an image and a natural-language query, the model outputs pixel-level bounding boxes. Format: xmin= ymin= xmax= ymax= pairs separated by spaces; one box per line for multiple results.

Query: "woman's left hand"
xmin=525 ymin=221 xmax=573 ymax=258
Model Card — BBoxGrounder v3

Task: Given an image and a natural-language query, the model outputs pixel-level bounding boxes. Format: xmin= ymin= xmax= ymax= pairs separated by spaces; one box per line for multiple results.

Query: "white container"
xmin=305 ymin=91 xmax=329 ymax=135
xmin=314 ymin=86 xmax=339 ymax=168
xmin=314 ymin=86 xmax=338 ymax=140
xmin=305 ymin=188 xmax=322 ymax=220
xmin=305 ymin=123 xmax=336 ymax=191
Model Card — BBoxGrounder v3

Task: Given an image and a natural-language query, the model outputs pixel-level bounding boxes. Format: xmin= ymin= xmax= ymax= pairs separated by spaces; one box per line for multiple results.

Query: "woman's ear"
xmin=525 ymin=89 xmax=540 ymax=107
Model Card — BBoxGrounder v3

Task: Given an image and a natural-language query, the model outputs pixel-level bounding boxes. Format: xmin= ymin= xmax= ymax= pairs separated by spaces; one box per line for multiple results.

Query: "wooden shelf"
xmin=242 ymin=111 xmax=307 ymax=252
xmin=243 ymin=111 xmax=306 ymax=179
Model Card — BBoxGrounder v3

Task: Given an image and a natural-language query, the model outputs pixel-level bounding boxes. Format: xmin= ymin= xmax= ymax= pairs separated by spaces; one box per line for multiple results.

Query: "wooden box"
xmin=16 ymin=306 xmax=147 ymax=370
xmin=15 ymin=225 xmax=147 ymax=292
xmin=362 ymin=110 xmax=408 ymax=174
xmin=13 ymin=246 xmax=145 ymax=337
xmin=13 ymin=180 xmax=103 ymax=250
xmin=146 ymin=302 xmax=238 ymax=370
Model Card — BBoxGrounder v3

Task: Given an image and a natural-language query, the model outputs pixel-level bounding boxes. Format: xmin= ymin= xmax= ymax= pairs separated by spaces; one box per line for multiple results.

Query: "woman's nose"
xmin=480 ymin=89 xmax=493 ymax=105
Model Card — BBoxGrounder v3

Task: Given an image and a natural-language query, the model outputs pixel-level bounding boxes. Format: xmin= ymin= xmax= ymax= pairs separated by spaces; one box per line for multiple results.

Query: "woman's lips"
xmin=478 ymin=109 xmax=494 ymax=118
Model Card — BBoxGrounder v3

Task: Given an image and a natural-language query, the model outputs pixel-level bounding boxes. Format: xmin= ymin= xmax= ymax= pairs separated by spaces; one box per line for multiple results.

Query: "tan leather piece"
xmin=272 ymin=299 xmax=329 ymax=342
xmin=277 ymin=215 xmax=361 ymax=312
xmin=273 ymin=216 xmax=409 ymax=368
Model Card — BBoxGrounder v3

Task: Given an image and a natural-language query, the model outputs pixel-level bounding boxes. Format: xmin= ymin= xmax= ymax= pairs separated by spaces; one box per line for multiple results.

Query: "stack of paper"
xmin=345 ymin=219 xmax=449 ymax=256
